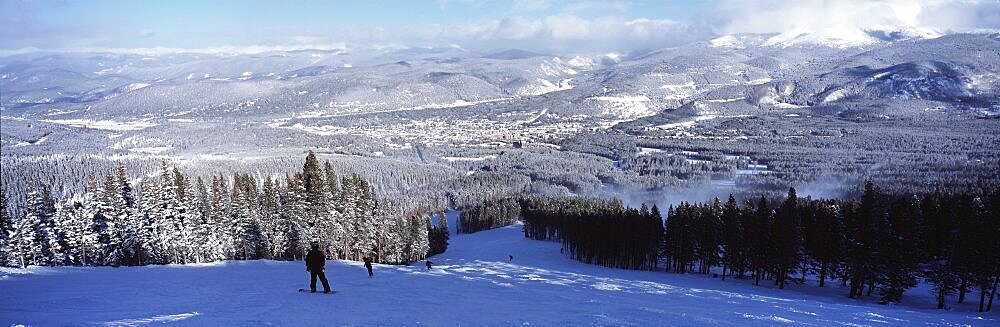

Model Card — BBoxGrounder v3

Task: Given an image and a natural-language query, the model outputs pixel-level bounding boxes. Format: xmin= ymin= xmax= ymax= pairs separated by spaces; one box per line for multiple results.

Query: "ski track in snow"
xmin=1 ymin=222 xmax=996 ymax=326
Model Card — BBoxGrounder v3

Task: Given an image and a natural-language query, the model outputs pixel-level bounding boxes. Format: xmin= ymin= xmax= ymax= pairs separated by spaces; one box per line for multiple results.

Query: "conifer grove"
xmin=0 ymin=151 xmax=449 ymax=269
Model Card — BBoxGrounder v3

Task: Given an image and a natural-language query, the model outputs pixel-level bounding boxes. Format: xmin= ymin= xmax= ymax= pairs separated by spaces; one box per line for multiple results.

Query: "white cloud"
xmin=562 ymin=1 xmax=631 ymax=14
xmin=709 ymin=0 xmax=1000 ymax=36
xmin=377 ymin=14 xmax=702 ymax=53
xmin=3 ymin=0 xmax=997 ymax=56
xmin=511 ymin=0 xmax=552 ymax=12
xmin=0 ymin=43 xmax=349 ymax=56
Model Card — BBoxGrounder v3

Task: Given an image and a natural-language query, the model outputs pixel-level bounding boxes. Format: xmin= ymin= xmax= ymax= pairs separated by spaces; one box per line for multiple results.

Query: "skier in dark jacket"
xmin=306 ymin=243 xmax=332 ymax=293
xmin=363 ymin=257 xmax=373 ymax=277
xmin=425 ymin=260 xmax=433 ymax=270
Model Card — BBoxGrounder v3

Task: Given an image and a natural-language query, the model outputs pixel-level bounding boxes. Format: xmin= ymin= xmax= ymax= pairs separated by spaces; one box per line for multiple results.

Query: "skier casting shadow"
xmin=364 ymin=257 xmax=374 ymax=278
xmin=306 ymin=243 xmax=332 ymax=293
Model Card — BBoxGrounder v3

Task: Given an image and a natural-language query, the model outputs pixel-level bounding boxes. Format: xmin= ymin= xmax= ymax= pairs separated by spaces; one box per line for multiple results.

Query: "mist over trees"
xmin=0 ymin=151 xmax=447 ymax=268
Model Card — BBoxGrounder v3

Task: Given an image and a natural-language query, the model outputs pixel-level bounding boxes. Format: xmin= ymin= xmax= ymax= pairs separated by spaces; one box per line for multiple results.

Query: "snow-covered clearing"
xmin=590 ymin=95 xmax=655 ymax=119
xmin=122 ymin=83 xmax=151 ymax=92
xmin=637 ymin=147 xmax=665 ymax=156
xmin=40 ymin=119 xmax=158 ymax=131
xmin=523 ymin=78 xmax=573 ymax=96
xmin=1 ymin=223 xmax=995 ymax=325
xmin=440 ymin=155 xmax=496 ymax=162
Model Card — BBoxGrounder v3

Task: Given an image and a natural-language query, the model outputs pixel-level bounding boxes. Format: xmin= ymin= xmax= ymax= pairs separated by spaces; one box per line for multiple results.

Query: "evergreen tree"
xmin=0 ymin=183 xmax=10 ymax=266
xmin=771 ymin=187 xmax=801 ymax=289
xmin=10 ymin=184 xmax=46 ymax=267
xmin=116 ymin=163 xmax=135 ymax=208
xmin=102 ymin=174 xmax=138 ymax=266
xmin=748 ymin=196 xmax=772 ymax=286
xmin=81 ymin=176 xmax=108 ymax=266
xmin=876 ymin=196 xmax=922 ymax=304
xmin=984 ymin=187 xmax=1000 ymax=312
xmin=324 ymin=160 xmax=339 ymax=206
xmin=720 ymin=194 xmax=743 ymax=281
xmin=43 ymin=199 xmax=71 ymax=266
xmin=179 ymin=176 xmax=204 ymax=263
xmin=803 ymin=200 xmax=843 ymax=288
xmin=844 ymin=180 xmax=880 ymax=298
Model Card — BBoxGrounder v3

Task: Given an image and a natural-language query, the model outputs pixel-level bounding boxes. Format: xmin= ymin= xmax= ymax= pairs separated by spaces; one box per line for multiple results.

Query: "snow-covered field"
xmin=2 ymin=222 xmax=996 ymax=326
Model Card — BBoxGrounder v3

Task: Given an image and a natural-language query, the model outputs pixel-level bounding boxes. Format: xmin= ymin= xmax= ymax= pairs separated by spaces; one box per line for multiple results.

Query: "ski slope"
xmin=1 ymin=221 xmax=996 ymax=326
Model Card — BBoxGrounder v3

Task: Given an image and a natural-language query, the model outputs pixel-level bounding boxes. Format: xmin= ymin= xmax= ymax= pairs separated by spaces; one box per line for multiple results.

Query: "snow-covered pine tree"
xmin=44 ymin=197 xmax=72 ymax=266
xmin=260 ymin=176 xmax=279 ymax=259
xmin=9 ymin=184 xmax=46 ymax=267
xmin=336 ymin=175 xmax=357 ymax=259
xmin=179 ymin=175 xmax=204 ymax=263
xmin=101 ymin=174 xmax=133 ymax=266
xmin=156 ymin=161 xmax=184 ymax=263
xmin=0 ymin=183 xmax=10 ymax=266
xmin=206 ymin=175 xmax=233 ymax=261
xmin=194 ymin=177 xmax=214 ymax=262
xmin=372 ymin=201 xmax=397 ymax=262
xmin=230 ymin=175 xmax=264 ymax=260
xmin=351 ymin=176 xmax=377 ymax=261
xmin=302 ymin=152 xmax=337 ymax=258
xmin=53 ymin=199 xmax=82 ymax=265
xmin=427 ymin=211 xmax=449 ymax=256
xmin=424 ymin=215 xmax=435 ymax=256
xmin=244 ymin=174 xmax=269 ymax=259
xmin=65 ymin=187 xmax=95 ymax=266
xmin=407 ymin=215 xmax=429 ymax=262
xmin=79 ymin=176 xmax=107 ymax=266
xmin=285 ymin=173 xmax=313 ymax=258
xmin=382 ymin=216 xmax=407 ymax=264
xmin=116 ymin=163 xmax=135 ymax=209
xmin=323 ymin=161 xmax=339 ymax=210
xmin=136 ymin=179 xmax=162 ymax=264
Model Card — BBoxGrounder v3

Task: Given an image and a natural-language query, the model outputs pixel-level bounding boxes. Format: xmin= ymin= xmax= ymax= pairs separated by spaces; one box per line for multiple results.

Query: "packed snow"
xmin=1 ymin=221 xmax=995 ymax=326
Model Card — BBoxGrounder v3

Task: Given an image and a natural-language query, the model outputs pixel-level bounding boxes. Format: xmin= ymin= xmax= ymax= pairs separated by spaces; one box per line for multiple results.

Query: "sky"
xmin=1 ymin=0 xmax=998 ymax=54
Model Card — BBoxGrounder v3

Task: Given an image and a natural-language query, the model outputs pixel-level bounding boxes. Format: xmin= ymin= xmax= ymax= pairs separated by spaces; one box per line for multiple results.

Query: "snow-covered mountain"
xmin=1 ymin=33 xmax=997 ymax=157
xmin=712 ymin=26 xmax=942 ymax=49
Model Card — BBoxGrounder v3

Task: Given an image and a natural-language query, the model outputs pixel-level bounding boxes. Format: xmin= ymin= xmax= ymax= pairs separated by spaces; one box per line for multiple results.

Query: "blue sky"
xmin=1 ymin=0 xmax=997 ymax=54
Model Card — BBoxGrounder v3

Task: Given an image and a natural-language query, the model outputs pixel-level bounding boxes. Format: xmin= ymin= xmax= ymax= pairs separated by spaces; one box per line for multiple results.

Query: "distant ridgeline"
xmin=0 ymin=151 xmax=449 ymax=268
xmin=520 ymin=182 xmax=1000 ymax=312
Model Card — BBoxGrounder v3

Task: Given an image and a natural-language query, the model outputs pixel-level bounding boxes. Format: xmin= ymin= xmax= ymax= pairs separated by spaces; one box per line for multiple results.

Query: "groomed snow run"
xmin=1 ymin=222 xmax=996 ymax=325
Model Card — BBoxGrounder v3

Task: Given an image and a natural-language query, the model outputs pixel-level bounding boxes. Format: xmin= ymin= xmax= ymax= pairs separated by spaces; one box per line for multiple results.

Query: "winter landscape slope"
xmin=1 ymin=220 xmax=996 ymax=326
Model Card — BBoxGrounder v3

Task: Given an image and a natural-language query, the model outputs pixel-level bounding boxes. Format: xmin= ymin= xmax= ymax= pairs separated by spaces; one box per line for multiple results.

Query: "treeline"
xmin=522 ymin=182 xmax=1000 ymax=312
xmin=522 ymin=197 xmax=661 ymax=270
xmin=457 ymin=197 xmax=520 ymax=234
xmin=0 ymin=151 xmax=448 ymax=268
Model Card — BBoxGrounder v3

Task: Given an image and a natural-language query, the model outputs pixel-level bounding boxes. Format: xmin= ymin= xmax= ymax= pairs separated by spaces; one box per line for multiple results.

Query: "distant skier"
xmin=508 ymin=255 xmax=513 ymax=262
xmin=425 ymin=260 xmax=433 ymax=270
xmin=305 ymin=243 xmax=332 ymax=293
xmin=363 ymin=257 xmax=373 ymax=278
